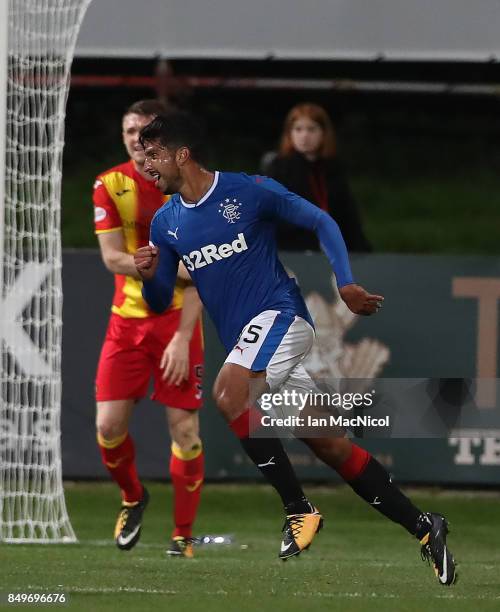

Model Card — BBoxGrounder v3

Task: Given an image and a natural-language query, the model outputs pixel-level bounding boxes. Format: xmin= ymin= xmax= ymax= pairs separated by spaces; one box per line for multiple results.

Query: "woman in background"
xmin=267 ymin=103 xmax=372 ymax=252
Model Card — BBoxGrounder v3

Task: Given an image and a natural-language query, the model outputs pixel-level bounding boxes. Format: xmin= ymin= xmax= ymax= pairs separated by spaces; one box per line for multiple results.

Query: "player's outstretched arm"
xmin=254 ymin=176 xmax=352 ymax=285
xmin=254 ymin=175 xmax=383 ymax=315
xmin=314 ymin=213 xmax=384 ymax=315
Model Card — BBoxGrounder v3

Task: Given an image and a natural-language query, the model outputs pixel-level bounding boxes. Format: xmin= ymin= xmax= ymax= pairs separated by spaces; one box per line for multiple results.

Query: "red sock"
xmin=336 ymin=443 xmax=371 ymax=481
xmin=229 ymin=407 xmax=263 ymax=438
xmin=98 ymin=432 xmax=143 ymax=503
xmin=170 ymin=442 xmax=204 ymax=538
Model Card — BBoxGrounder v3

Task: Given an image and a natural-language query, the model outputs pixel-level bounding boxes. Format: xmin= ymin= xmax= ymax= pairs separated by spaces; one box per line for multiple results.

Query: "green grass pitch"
xmin=1 ymin=483 xmax=499 ymax=611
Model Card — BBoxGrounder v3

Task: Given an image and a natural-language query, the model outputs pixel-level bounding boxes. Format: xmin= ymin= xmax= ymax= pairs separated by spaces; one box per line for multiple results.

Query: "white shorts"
xmin=225 ymin=309 xmax=316 ymax=393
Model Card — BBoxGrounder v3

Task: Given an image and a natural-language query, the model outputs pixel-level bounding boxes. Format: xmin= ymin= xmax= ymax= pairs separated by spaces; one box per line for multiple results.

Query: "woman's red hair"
xmin=279 ymin=103 xmax=336 ymax=158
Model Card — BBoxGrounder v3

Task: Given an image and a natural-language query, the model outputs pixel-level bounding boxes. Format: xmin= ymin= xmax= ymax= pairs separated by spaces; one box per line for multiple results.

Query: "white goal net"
xmin=0 ymin=0 xmax=92 ymax=542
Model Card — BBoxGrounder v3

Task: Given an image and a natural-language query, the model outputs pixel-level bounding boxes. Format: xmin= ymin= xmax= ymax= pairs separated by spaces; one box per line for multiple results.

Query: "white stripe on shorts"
xmin=225 ymin=309 xmax=315 ymax=391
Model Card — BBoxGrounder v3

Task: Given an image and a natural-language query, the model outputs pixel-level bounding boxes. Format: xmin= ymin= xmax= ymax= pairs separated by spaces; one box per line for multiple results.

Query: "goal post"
xmin=0 ymin=0 xmax=7 ymax=295
xmin=0 ymin=0 xmax=92 ymax=543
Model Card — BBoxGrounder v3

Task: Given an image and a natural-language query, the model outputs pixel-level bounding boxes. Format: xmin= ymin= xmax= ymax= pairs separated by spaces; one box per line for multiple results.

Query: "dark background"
xmin=62 ymin=58 xmax=500 ymax=253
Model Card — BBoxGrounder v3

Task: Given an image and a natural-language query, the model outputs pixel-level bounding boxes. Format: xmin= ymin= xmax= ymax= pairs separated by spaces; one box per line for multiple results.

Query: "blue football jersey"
xmin=144 ymin=172 xmax=353 ymax=352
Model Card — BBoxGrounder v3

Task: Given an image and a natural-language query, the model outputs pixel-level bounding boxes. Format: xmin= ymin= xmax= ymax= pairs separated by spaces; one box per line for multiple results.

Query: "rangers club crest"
xmin=219 ymin=198 xmax=241 ymax=223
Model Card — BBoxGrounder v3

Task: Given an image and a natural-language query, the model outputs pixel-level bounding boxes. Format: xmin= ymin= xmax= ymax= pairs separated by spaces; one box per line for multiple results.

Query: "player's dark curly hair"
xmin=139 ymin=111 xmax=206 ymax=163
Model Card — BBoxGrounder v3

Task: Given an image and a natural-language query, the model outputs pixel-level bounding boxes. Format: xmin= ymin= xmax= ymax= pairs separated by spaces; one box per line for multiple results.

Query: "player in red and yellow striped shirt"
xmin=93 ymin=100 xmax=203 ymax=557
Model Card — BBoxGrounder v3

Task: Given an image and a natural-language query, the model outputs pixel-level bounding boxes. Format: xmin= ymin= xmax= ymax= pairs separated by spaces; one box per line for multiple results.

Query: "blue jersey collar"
xmin=180 ymin=171 xmax=219 ymax=208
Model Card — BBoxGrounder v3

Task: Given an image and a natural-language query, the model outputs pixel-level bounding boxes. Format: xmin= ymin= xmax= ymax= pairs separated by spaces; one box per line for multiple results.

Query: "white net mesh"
xmin=0 ymin=0 xmax=92 ymax=543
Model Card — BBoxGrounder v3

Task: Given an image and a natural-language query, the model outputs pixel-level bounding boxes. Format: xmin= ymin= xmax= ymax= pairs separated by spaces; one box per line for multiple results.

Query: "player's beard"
xmin=160 ymin=178 xmax=173 ymax=195
xmin=160 ymin=171 xmax=181 ymax=195
xmin=160 ymin=183 xmax=176 ymax=196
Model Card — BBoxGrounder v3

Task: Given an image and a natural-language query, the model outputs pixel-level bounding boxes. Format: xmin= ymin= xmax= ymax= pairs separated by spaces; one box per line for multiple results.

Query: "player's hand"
xmin=134 ymin=245 xmax=159 ymax=280
xmin=160 ymin=332 xmax=190 ymax=386
xmin=339 ymin=283 xmax=384 ymax=316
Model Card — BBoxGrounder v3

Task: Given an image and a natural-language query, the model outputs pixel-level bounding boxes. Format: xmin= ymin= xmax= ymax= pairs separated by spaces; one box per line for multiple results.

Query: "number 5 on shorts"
xmin=242 ymin=324 xmax=263 ymax=344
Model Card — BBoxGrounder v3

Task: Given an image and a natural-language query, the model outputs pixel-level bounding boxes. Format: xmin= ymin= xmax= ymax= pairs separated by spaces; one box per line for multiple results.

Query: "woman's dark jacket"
xmin=267 ymin=152 xmax=372 ymax=252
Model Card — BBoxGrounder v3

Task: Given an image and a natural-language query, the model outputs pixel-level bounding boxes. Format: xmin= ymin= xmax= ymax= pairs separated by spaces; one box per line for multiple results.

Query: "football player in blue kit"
xmin=133 ymin=112 xmax=456 ymax=585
